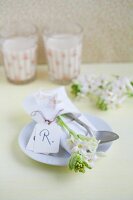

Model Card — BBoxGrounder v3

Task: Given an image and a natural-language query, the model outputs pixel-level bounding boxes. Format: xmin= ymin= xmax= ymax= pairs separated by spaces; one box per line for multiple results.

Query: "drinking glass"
xmin=43 ymin=22 xmax=83 ymax=84
xmin=0 ymin=22 xmax=38 ymax=84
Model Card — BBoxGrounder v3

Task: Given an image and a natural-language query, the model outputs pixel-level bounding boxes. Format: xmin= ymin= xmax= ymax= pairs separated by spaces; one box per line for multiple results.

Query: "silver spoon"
xmin=63 ymin=113 xmax=119 ymax=144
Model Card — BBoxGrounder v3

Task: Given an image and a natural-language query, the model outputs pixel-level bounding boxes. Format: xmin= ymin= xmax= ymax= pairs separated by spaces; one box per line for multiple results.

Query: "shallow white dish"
xmin=18 ymin=113 xmax=112 ymax=166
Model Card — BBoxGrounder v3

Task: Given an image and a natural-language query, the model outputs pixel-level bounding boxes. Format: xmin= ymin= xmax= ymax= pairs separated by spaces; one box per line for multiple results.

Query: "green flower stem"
xmin=56 ymin=116 xmax=78 ymax=139
xmin=57 ymin=116 xmax=97 ymax=141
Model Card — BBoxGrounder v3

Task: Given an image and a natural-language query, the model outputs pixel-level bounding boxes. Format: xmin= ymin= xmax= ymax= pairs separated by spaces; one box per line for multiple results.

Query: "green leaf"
xmin=96 ymin=98 xmax=108 ymax=111
xmin=84 ymin=161 xmax=92 ymax=169
xmin=98 ymin=85 xmax=104 ymax=89
xmin=71 ymin=83 xmax=82 ymax=97
xmin=131 ymin=81 xmax=133 ymax=87
xmin=128 ymin=93 xmax=133 ymax=97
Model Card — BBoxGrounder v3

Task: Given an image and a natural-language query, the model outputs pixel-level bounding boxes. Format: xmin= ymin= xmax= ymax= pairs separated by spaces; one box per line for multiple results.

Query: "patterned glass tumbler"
xmin=0 ymin=22 xmax=38 ymax=84
xmin=43 ymin=22 xmax=83 ymax=84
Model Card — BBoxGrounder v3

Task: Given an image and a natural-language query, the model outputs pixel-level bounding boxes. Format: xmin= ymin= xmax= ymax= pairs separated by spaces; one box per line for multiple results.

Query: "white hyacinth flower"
xmin=71 ymin=74 xmax=133 ymax=110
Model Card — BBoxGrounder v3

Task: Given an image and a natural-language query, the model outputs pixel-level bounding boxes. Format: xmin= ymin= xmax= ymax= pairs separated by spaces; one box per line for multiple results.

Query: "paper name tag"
xmin=26 ymin=122 xmax=62 ymax=154
xmin=26 ymin=126 xmax=36 ymax=152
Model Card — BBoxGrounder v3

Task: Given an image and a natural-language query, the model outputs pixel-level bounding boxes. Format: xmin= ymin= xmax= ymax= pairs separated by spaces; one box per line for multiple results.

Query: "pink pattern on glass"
xmin=23 ymin=54 xmax=29 ymax=60
xmin=26 ymin=72 xmax=32 ymax=76
xmin=68 ymin=63 xmax=71 ymax=68
xmin=19 ymin=64 xmax=23 ymax=70
xmin=72 ymin=51 xmax=77 ymax=57
xmin=55 ymin=60 xmax=60 ymax=66
xmin=47 ymin=50 xmax=52 ymax=57
xmin=31 ymin=59 xmax=35 ymax=65
xmin=12 ymin=55 xmax=17 ymax=60
xmin=14 ymin=75 xmax=20 ymax=82
xmin=61 ymin=52 xmax=65 ymax=58
xmin=8 ymin=62 xmax=11 ymax=67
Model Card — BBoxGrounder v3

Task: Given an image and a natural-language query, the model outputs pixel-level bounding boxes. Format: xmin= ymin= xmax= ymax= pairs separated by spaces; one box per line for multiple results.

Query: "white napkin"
xmin=24 ymin=87 xmax=97 ymax=154
xmin=24 ymin=87 xmax=78 ymax=121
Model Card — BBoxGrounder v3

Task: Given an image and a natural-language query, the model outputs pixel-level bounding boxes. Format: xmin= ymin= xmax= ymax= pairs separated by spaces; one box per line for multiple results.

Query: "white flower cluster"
xmin=57 ymin=116 xmax=99 ymax=172
xmin=67 ymin=134 xmax=99 ymax=168
xmin=71 ymin=75 xmax=133 ymax=110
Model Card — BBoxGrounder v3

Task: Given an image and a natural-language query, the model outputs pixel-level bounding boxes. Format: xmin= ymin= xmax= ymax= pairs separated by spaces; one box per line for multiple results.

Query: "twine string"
xmin=31 ymin=109 xmax=64 ymax=124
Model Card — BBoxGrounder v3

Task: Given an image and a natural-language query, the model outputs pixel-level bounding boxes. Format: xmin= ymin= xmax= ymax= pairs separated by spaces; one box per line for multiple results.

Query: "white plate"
xmin=18 ymin=114 xmax=112 ymax=166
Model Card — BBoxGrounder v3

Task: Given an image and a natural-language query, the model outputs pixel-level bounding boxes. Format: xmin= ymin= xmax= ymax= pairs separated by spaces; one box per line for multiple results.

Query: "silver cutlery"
xmin=63 ymin=112 xmax=119 ymax=144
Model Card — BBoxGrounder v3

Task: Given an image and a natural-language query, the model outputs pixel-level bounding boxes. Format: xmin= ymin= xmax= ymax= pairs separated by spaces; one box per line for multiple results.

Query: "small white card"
xmin=27 ymin=122 xmax=62 ymax=154
xmin=26 ymin=126 xmax=36 ymax=152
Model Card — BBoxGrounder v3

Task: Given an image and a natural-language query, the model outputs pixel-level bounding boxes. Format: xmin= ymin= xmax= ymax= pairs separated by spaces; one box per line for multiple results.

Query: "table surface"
xmin=0 ymin=63 xmax=133 ymax=200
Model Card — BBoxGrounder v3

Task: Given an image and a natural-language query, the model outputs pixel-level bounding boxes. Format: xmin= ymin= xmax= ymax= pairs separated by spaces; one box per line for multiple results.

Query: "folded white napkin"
xmin=23 ymin=87 xmax=97 ymax=154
